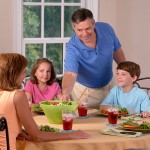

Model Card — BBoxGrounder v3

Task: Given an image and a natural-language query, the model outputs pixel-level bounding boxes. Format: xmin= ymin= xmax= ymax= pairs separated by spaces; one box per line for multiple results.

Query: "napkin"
xmin=100 ymin=128 xmax=142 ymax=138
xmin=121 ymin=115 xmax=142 ymax=121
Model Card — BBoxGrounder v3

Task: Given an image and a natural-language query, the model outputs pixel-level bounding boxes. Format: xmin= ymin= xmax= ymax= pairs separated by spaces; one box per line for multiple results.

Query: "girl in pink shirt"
xmin=23 ymin=58 xmax=62 ymax=104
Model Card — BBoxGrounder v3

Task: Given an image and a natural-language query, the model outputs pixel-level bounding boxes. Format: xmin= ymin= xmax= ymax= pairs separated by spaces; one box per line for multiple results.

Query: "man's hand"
xmin=61 ymin=72 xmax=77 ymax=101
xmin=60 ymin=93 xmax=71 ymax=101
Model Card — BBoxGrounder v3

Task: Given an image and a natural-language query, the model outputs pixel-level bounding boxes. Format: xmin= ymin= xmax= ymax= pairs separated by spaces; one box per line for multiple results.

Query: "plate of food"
xmin=22 ymin=125 xmax=60 ymax=135
xmin=99 ymin=107 xmax=130 ymax=117
xmin=118 ymin=118 xmax=150 ymax=133
xmin=32 ymin=104 xmax=44 ymax=114
xmin=39 ymin=125 xmax=60 ymax=132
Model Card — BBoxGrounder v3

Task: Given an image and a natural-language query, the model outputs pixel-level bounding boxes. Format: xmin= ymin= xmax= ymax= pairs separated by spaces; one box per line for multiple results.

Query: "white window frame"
xmin=13 ymin=0 xmax=98 ymax=74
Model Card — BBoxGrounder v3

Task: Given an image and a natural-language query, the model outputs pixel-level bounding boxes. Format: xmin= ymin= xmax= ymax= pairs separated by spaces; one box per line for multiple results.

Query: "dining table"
xmin=16 ymin=109 xmax=150 ymax=150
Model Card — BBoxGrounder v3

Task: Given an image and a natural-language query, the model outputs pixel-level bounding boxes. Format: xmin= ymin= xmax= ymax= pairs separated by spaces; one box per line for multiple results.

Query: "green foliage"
xmin=46 ymin=44 xmax=63 ymax=74
xmin=23 ymin=2 xmax=80 ymax=74
xmin=64 ymin=6 xmax=80 ymax=37
xmin=44 ymin=6 xmax=61 ymax=37
xmin=25 ymin=44 xmax=42 ymax=75
xmin=23 ymin=6 xmax=41 ymax=38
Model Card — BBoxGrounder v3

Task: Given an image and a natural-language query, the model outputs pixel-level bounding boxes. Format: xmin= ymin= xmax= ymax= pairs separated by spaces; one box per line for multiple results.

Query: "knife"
xmin=120 ymin=131 xmax=137 ymax=135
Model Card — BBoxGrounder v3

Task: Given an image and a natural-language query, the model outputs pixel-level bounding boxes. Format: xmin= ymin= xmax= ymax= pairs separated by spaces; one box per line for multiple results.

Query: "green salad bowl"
xmin=40 ymin=100 xmax=78 ymax=124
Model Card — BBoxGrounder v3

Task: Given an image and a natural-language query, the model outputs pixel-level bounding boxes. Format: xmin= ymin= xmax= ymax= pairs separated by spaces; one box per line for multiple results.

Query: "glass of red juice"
xmin=62 ymin=110 xmax=74 ymax=131
xmin=78 ymin=100 xmax=88 ymax=117
xmin=108 ymin=107 xmax=119 ymax=125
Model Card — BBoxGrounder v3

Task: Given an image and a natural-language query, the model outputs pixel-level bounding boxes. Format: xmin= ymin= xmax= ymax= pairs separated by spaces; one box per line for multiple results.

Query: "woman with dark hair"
xmin=0 ymin=53 xmax=90 ymax=150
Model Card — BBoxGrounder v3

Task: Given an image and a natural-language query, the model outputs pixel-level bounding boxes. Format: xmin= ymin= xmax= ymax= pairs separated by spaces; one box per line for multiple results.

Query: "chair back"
xmin=134 ymin=77 xmax=150 ymax=97
xmin=0 ymin=117 xmax=10 ymax=150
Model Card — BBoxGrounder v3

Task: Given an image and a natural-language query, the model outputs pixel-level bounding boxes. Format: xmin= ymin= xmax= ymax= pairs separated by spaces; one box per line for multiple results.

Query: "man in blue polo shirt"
xmin=61 ymin=8 xmax=126 ymax=109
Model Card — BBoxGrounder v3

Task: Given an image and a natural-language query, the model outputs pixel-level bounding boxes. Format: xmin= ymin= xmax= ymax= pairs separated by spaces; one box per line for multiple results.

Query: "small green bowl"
xmin=40 ymin=100 xmax=78 ymax=124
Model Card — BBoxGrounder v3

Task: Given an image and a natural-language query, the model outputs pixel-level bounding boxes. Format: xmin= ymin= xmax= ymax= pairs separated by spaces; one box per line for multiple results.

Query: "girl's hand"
xmin=141 ymin=111 xmax=150 ymax=118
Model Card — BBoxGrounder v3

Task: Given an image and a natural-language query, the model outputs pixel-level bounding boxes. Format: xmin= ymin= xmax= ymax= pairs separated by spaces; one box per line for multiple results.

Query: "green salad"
xmin=39 ymin=125 xmax=60 ymax=132
xmin=32 ymin=105 xmax=43 ymax=112
xmin=41 ymin=101 xmax=73 ymax=106
xmin=121 ymin=118 xmax=150 ymax=129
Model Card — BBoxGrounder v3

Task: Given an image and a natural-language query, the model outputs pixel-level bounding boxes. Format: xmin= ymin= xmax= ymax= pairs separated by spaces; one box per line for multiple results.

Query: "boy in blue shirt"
xmin=100 ymin=61 xmax=150 ymax=118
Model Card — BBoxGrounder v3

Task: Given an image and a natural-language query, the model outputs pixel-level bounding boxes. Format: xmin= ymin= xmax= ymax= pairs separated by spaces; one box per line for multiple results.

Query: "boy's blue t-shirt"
xmin=101 ymin=86 xmax=150 ymax=114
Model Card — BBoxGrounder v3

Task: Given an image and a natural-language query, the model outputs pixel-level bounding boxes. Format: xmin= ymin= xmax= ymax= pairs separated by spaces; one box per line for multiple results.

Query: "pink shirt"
xmin=23 ymin=80 xmax=61 ymax=104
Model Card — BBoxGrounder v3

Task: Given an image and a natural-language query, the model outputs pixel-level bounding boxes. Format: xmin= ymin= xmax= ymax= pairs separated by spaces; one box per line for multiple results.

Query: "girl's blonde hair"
xmin=0 ymin=53 xmax=27 ymax=91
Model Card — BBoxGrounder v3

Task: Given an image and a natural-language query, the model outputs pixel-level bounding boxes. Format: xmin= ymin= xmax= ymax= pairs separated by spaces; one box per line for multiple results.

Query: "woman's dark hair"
xmin=71 ymin=8 xmax=94 ymax=24
xmin=30 ymin=58 xmax=56 ymax=85
xmin=117 ymin=61 xmax=141 ymax=81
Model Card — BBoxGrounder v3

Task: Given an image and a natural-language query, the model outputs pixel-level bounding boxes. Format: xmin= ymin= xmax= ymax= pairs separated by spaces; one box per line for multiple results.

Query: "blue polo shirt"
xmin=64 ymin=22 xmax=121 ymax=88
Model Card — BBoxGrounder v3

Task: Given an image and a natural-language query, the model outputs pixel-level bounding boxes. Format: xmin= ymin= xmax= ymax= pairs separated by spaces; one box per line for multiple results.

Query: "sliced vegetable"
xmin=123 ymin=125 xmax=135 ymax=129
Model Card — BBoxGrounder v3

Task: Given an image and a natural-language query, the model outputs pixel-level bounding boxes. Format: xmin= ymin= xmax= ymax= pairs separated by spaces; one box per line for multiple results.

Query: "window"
xmin=14 ymin=0 xmax=98 ymax=76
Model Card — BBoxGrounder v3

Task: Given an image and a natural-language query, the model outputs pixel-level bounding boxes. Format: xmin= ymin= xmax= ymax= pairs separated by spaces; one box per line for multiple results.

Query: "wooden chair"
xmin=134 ymin=77 xmax=150 ymax=97
xmin=0 ymin=117 xmax=10 ymax=150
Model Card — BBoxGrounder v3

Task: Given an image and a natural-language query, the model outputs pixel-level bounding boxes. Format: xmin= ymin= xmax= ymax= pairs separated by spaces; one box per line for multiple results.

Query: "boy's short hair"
xmin=117 ymin=61 xmax=141 ymax=80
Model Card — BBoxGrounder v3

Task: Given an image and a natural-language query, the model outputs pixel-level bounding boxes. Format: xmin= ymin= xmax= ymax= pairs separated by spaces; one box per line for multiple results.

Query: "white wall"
xmin=99 ymin=0 xmax=150 ymax=78
xmin=117 ymin=0 xmax=150 ymax=77
xmin=0 ymin=0 xmax=14 ymax=53
xmin=0 ymin=0 xmax=150 ymax=78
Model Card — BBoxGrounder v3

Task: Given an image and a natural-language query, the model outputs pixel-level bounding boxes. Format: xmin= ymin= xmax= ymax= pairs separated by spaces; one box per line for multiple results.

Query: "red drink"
xmin=78 ymin=106 xmax=87 ymax=117
xmin=78 ymin=101 xmax=88 ymax=117
xmin=62 ymin=111 xmax=74 ymax=131
xmin=108 ymin=108 xmax=118 ymax=124
xmin=62 ymin=119 xmax=73 ymax=130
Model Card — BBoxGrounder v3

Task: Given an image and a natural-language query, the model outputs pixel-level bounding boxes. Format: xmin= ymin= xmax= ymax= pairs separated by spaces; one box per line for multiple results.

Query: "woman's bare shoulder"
xmin=14 ymin=90 xmax=27 ymax=103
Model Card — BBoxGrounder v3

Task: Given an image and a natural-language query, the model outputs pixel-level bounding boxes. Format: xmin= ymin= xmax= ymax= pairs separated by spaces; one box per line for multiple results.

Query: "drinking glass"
xmin=78 ymin=99 xmax=88 ymax=117
xmin=62 ymin=110 xmax=74 ymax=131
xmin=108 ymin=107 xmax=119 ymax=125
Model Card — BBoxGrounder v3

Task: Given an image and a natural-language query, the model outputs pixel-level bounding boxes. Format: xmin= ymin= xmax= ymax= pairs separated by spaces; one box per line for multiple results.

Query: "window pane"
xmin=24 ymin=0 xmax=41 ymax=2
xmin=44 ymin=0 xmax=61 ymax=2
xmin=64 ymin=0 xmax=80 ymax=2
xmin=25 ymin=44 xmax=43 ymax=75
xmin=23 ymin=6 xmax=41 ymax=38
xmin=64 ymin=6 xmax=80 ymax=37
xmin=44 ymin=6 xmax=61 ymax=37
xmin=46 ymin=44 xmax=63 ymax=74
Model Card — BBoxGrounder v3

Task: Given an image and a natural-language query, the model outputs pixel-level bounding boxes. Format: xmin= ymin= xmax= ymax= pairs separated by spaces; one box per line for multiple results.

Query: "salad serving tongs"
xmin=77 ymin=88 xmax=96 ymax=104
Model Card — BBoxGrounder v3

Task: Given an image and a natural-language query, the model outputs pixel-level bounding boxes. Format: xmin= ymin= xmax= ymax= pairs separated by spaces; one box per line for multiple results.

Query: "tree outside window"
xmin=23 ymin=0 xmax=81 ymax=76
